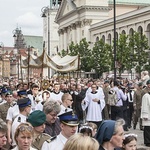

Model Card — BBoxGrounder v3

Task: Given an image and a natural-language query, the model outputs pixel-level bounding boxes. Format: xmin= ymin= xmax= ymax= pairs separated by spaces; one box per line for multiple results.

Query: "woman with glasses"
xmin=0 ymin=119 xmax=7 ymax=150
xmin=43 ymin=100 xmax=61 ymax=137
xmin=12 ymin=122 xmax=37 ymax=150
xmin=11 ymin=98 xmax=32 ymax=147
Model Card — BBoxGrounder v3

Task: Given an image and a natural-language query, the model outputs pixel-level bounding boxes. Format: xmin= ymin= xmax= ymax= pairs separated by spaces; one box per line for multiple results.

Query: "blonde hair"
xmin=61 ymin=93 xmax=72 ymax=102
xmin=63 ymin=133 xmax=99 ymax=150
xmin=14 ymin=122 xmax=34 ymax=144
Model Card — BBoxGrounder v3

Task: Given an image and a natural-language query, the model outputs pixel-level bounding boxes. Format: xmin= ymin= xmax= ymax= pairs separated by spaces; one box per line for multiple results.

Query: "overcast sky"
xmin=0 ymin=0 xmax=49 ymax=47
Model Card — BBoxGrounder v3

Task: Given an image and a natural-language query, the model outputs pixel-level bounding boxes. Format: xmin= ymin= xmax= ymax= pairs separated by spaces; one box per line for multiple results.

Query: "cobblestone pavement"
xmin=125 ymin=125 xmax=150 ymax=150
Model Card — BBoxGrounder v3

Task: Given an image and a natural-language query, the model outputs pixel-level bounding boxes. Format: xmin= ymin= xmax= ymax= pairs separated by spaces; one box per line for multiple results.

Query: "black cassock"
xmin=144 ymin=126 xmax=150 ymax=146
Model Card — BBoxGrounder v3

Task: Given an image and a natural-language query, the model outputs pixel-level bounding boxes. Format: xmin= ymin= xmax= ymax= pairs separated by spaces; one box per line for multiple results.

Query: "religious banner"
xmin=20 ymin=50 xmax=79 ymax=72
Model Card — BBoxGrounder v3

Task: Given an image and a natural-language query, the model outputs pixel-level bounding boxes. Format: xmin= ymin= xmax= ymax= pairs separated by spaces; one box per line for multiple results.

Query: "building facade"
xmin=42 ymin=0 xmax=62 ymax=77
xmin=90 ymin=6 xmax=150 ymax=47
xmin=55 ymin=0 xmax=150 ymax=50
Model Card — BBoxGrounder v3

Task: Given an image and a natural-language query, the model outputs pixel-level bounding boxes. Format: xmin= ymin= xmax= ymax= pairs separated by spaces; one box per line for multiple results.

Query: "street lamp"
xmin=113 ymin=0 xmax=117 ymax=82
xmin=12 ymin=27 xmax=26 ymax=80
xmin=41 ymin=6 xmax=51 ymax=77
xmin=12 ymin=28 xmax=20 ymax=80
xmin=41 ymin=7 xmax=50 ymax=56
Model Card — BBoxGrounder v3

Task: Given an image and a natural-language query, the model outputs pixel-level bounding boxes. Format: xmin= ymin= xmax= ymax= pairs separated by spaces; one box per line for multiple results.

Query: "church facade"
xmin=55 ymin=0 xmax=150 ymax=51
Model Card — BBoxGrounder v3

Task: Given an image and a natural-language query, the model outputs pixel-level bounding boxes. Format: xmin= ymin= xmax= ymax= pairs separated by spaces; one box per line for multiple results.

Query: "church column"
xmin=81 ymin=19 xmax=92 ymax=42
xmin=71 ymin=23 xmax=76 ymax=43
xmin=75 ymin=21 xmax=81 ymax=43
xmin=63 ymin=27 xmax=68 ymax=50
xmin=58 ymin=29 xmax=63 ymax=51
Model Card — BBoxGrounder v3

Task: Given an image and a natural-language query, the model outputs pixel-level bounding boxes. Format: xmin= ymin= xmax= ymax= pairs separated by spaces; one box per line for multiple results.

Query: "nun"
xmin=95 ymin=119 xmax=125 ymax=150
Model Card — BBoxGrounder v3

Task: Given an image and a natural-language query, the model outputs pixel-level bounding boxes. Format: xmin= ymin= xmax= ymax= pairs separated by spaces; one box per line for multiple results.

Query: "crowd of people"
xmin=0 ymin=71 xmax=149 ymax=150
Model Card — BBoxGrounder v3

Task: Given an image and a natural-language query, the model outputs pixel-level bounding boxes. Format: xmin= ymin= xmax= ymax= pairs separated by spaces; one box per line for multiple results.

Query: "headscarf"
xmin=95 ymin=120 xmax=115 ymax=145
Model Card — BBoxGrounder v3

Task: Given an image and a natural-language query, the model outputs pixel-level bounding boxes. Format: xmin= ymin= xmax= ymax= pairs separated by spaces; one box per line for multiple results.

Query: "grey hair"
xmin=43 ymin=100 xmax=61 ymax=115
xmin=113 ymin=118 xmax=125 ymax=135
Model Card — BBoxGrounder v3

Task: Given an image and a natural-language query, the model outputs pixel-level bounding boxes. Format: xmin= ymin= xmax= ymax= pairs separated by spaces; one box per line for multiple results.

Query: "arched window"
xmin=107 ymin=33 xmax=111 ymax=45
xmin=96 ymin=36 xmax=99 ymax=42
xmin=137 ymin=26 xmax=143 ymax=38
xmin=122 ymin=30 xmax=126 ymax=34
xmin=129 ymin=28 xmax=134 ymax=36
xmin=146 ymin=24 xmax=150 ymax=46
xmin=102 ymin=35 xmax=105 ymax=43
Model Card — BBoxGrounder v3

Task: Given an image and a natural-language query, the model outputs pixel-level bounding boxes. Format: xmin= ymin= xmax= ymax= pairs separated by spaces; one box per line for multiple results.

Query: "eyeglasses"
xmin=67 ymin=99 xmax=73 ymax=102
xmin=18 ymin=125 xmax=33 ymax=132
xmin=49 ymin=113 xmax=57 ymax=117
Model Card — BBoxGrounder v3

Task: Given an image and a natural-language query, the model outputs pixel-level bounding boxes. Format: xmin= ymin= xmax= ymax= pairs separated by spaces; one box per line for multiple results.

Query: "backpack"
xmin=107 ymin=89 xmax=119 ymax=106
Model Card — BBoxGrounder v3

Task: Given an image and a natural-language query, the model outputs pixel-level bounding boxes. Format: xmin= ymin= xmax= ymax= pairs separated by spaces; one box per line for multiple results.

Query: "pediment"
xmin=55 ymin=0 xmax=77 ymax=23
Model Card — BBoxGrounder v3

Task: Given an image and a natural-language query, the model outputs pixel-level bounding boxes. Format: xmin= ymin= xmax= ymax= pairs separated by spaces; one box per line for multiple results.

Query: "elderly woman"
xmin=12 ymin=122 xmax=37 ymax=150
xmin=95 ymin=119 xmax=125 ymax=150
xmin=43 ymin=100 xmax=61 ymax=137
xmin=63 ymin=133 xmax=99 ymax=150
xmin=0 ymin=119 xmax=7 ymax=150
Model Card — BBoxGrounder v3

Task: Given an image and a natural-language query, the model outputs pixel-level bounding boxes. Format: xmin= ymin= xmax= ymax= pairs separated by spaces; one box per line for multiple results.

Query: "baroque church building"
xmin=55 ymin=0 xmax=150 ymax=51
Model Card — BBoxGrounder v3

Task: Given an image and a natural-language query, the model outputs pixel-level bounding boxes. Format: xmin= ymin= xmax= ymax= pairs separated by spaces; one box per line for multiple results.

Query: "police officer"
xmin=6 ymin=89 xmax=28 ymax=145
xmin=42 ymin=111 xmax=79 ymax=150
xmin=27 ymin=110 xmax=51 ymax=150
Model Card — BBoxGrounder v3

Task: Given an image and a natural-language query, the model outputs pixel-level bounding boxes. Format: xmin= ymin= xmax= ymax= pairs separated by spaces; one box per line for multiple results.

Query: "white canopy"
xmin=21 ymin=50 xmax=79 ymax=72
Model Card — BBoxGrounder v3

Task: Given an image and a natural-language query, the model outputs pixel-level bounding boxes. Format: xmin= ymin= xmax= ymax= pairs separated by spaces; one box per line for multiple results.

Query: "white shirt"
xmin=41 ymin=133 xmax=67 ymax=150
xmin=6 ymin=104 xmax=19 ymax=122
xmin=11 ymin=114 xmax=27 ymax=146
xmin=58 ymin=105 xmax=72 ymax=116
xmin=50 ymin=91 xmax=64 ymax=103
xmin=28 ymin=94 xmax=43 ymax=111
xmin=127 ymin=90 xmax=134 ymax=102
xmin=141 ymin=93 xmax=150 ymax=126
xmin=35 ymin=101 xmax=43 ymax=111
xmin=113 ymin=87 xmax=127 ymax=106
xmin=82 ymin=89 xmax=105 ymax=122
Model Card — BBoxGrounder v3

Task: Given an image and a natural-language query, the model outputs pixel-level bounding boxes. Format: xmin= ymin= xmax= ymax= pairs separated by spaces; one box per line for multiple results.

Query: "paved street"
xmin=125 ymin=125 xmax=150 ymax=150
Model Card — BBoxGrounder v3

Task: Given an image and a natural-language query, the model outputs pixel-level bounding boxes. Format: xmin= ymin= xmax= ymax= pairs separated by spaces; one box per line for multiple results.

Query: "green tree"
xmin=92 ymin=39 xmax=113 ymax=77
xmin=116 ymin=34 xmax=131 ymax=76
xmin=129 ymin=32 xmax=149 ymax=77
xmin=58 ymin=49 xmax=68 ymax=57
xmin=69 ymin=38 xmax=92 ymax=72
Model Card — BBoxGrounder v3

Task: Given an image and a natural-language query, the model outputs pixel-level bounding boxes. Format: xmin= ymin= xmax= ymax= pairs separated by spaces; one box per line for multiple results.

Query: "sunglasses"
xmin=18 ymin=125 xmax=33 ymax=132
